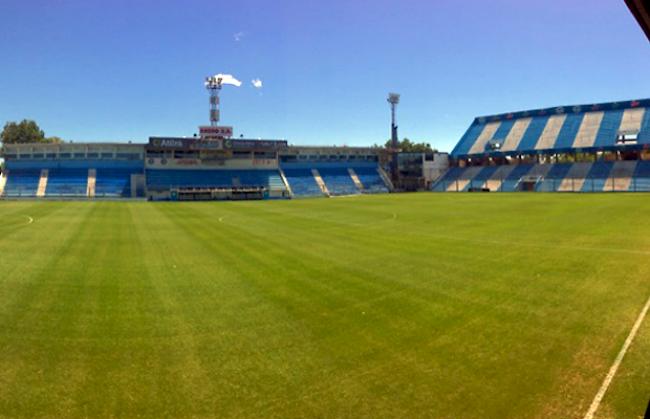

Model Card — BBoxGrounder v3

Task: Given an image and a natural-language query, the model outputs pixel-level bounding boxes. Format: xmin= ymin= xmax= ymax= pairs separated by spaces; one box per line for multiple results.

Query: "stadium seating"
xmin=537 ymin=164 xmax=572 ymax=192
xmin=433 ymin=164 xmax=542 ymax=192
xmin=557 ymin=162 xmax=591 ymax=192
xmin=452 ymin=100 xmax=650 ymax=157
xmin=352 ymin=167 xmax=388 ymax=193
xmin=448 ymin=166 xmax=482 ymax=191
xmin=534 ymin=114 xmax=566 ymax=151
xmin=605 ymin=161 xmax=637 ymax=191
xmin=499 ymin=164 xmax=533 ymax=192
xmin=267 ymin=172 xmax=286 ymax=192
xmin=632 ymin=161 xmax=650 ymax=191
xmin=593 ymin=110 xmax=624 ymax=147
xmin=639 ymin=110 xmax=650 ymax=144
xmin=527 ymin=163 xmax=552 ymax=178
xmin=45 ymin=169 xmax=88 ymax=197
xmin=573 ymin=112 xmax=604 ymax=148
xmin=500 ymin=118 xmax=531 ymax=152
xmin=553 ymin=114 xmax=585 ymax=150
xmin=318 ymin=167 xmax=360 ymax=195
xmin=2 ymin=169 xmax=41 ymax=197
xmin=96 ymin=168 xmax=141 ymax=197
xmin=431 ymin=159 xmax=650 ymax=193
xmin=483 ymin=165 xmax=516 ymax=191
xmin=580 ymin=161 xmax=613 ymax=192
xmin=517 ymin=116 xmax=551 ymax=151
xmin=431 ymin=166 xmax=465 ymax=191
xmin=461 ymin=166 xmax=498 ymax=191
xmin=282 ymin=168 xmax=323 ymax=197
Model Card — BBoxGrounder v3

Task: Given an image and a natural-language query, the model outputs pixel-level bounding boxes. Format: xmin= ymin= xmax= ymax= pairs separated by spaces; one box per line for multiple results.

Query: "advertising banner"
xmin=199 ymin=126 xmax=232 ymax=139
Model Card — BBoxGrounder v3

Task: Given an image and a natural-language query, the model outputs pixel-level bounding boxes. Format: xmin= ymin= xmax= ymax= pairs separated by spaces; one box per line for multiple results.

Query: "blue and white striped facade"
xmin=451 ymin=99 xmax=650 ymax=158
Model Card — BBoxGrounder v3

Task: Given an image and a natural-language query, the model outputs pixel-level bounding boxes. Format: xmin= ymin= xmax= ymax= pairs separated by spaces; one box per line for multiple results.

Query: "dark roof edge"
xmin=625 ymin=0 xmax=650 ymax=42
xmin=471 ymin=98 xmax=650 ymax=124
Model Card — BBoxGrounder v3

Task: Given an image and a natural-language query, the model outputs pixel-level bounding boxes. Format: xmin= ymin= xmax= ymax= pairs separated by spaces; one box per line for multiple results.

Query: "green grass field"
xmin=0 ymin=193 xmax=649 ymax=418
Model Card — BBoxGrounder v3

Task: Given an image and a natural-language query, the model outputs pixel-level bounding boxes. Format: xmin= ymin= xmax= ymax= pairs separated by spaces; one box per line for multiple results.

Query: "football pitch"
xmin=0 ymin=193 xmax=648 ymax=418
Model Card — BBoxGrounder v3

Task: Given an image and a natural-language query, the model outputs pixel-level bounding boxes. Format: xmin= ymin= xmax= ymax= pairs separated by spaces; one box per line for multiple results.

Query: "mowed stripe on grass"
xmin=0 ymin=194 xmax=648 ymax=418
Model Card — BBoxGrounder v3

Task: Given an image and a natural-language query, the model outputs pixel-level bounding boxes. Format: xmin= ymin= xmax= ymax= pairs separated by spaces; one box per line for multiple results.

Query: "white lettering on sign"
xmin=160 ymin=139 xmax=184 ymax=147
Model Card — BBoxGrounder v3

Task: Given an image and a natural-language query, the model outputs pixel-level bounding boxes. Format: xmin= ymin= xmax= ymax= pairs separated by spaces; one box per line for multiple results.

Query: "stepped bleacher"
xmin=46 ymin=169 xmax=88 ymax=197
xmin=433 ymin=160 xmax=650 ymax=193
xmin=280 ymin=162 xmax=388 ymax=197
xmin=2 ymin=169 xmax=41 ymax=197
xmin=432 ymin=167 xmax=464 ymax=192
xmin=450 ymin=166 xmax=482 ymax=191
xmin=0 ymin=136 xmax=393 ymax=200
xmin=437 ymin=98 xmax=650 ymax=193
xmin=607 ymin=161 xmax=637 ymax=191
xmin=95 ymin=168 xmax=140 ymax=197
xmin=452 ymin=100 xmax=650 ymax=158
xmin=634 ymin=161 xmax=650 ymax=191
xmin=581 ymin=162 xmax=613 ymax=192
xmin=467 ymin=166 xmax=498 ymax=190
xmin=500 ymin=165 xmax=532 ymax=192
xmin=318 ymin=167 xmax=360 ymax=195
xmin=353 ymin=167 xmax=388 ymax=193
xmin=537 ymin=164 xmax=572 ymax=192
xmin=282 ymin=168 xmax=322 ymax=197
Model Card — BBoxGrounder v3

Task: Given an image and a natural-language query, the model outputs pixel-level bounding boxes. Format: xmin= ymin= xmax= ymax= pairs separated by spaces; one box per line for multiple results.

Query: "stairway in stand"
xmin=87 ymin=169 xmax=97 ymax=198
xmin=311 ymin=169 xmax=330 ymax=196
xmin=36 ymin=169 xmax=49 ymax=197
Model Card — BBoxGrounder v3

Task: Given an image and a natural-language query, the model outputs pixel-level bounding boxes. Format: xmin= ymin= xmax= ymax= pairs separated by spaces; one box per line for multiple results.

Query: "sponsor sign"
xmin=199 ymin=126 xmax=232 ymax=139
xmin=148 ymin=137 xmax=287 ymax=151
xmin=150 ymin=137 xmax=187 ymax=148
xmin=224 ymin=139 xmax=288 ymax=150
xmin=148 ymin=137 xmax=223 ymax=150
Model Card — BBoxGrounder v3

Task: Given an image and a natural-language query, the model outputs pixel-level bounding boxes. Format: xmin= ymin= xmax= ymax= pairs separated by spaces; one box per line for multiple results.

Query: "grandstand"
xmin=6 ymin=98 xmax=650 ymax=197
xmin=0 ymin=144 xmax=145 ymax=198
xmin=0 ymin=139 xmax=391 ymax=200
xmin=433 ymin=98 xmax=650 ymax=192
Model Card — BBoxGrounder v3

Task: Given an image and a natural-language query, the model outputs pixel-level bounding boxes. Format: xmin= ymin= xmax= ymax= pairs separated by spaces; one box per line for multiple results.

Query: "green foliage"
xmin=1 ymin=120 xmax=63 ymax=144
xmin=44 ymin=136 xmax=63 ymax=144
xmin=383 ymin=137 xmax=437 ymax=153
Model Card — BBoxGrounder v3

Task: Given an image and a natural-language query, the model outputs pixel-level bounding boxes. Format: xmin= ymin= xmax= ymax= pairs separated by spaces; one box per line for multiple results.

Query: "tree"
xmin=383 ymin=138 xmax=437 ymax=153
xmin=1 ymin=120 xmax=45 ymax=144
xmin=1 ymin=120 xmax=64 ymax=144
xmin=44 ymin=136 xmax=63 ymax=144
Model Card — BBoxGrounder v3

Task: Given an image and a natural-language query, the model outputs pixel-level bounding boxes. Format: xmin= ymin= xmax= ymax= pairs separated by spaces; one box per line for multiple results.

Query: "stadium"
xmin=3 ymin=97 xmax=650 ymax=199
xmin=0 ymin=138 xmax=392 ymax=199
xmin=1 ymin=2 xmax=649 ymax=419
xmin=0 ymin=75 xmax=394 ymax=200
xmin=434 ymin=98 xmax=650 ymax=192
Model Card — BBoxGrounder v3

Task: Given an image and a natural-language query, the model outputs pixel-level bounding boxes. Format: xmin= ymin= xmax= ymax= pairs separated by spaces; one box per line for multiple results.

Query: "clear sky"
xmin=1 ymin=0 xmax=650 ymax=152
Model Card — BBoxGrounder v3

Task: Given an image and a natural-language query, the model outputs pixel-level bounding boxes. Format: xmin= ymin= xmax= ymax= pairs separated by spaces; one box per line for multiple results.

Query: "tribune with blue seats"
xmin=434 ymin=98 xmax=650 ymax=193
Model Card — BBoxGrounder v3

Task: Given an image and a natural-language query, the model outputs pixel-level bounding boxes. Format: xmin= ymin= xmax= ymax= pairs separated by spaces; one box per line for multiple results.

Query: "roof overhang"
xmin=625 ymin=0 xmax=650 ymax=42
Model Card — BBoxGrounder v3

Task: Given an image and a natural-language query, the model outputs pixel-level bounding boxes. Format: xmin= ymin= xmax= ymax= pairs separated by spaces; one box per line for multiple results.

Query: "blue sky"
xmin=1 ymin=0 xmax=649 ymax=152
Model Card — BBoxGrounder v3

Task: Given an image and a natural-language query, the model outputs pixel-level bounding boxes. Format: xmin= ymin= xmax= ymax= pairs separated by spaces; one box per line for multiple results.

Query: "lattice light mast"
xmin=205 ymin=76 xmax=223 ymax=127
xmin=387 ymin=93 xmax=400 ymax=182
xmin=204 ymin=74 xmax=241 ymax=127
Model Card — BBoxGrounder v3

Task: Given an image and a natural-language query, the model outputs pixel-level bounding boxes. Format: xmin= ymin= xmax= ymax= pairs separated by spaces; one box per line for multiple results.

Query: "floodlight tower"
xmin=387 ymin=93 xmax=400 ymax=182
xmin=205 ymin=75 xmax=224 ymax=127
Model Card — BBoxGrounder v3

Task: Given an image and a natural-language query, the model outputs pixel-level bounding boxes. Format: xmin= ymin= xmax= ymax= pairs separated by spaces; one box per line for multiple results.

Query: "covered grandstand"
xmin=433 ymin=98 xmax=650 ymax=192
xmin=0 ymin=139 xmax=392 ymax=200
